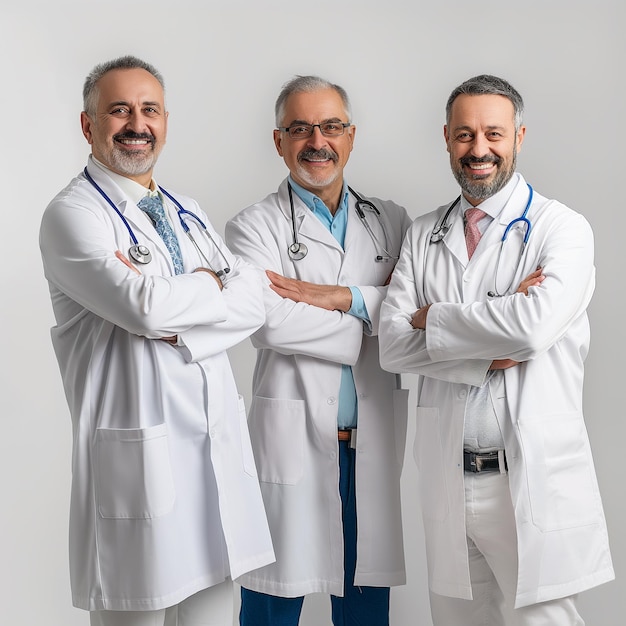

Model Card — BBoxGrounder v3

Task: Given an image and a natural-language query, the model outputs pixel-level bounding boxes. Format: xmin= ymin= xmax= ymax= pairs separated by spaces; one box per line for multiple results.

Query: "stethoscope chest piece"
xmin=288 ymin=241 xmax=308 ymax=261
xmin=430 ymin=224 xmax=450 ymax=243
xmin=129 ymin=244 xmax=152 ymax=265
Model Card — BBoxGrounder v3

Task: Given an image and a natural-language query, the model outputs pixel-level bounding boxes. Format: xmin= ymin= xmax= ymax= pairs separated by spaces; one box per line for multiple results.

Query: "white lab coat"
xmin=225 ymin=178 xmax=412 ymax=597
xmin=379 ymin=173 xmax=614 ymax=607
xmin=39 ymin=158 xmax=274 ymax=611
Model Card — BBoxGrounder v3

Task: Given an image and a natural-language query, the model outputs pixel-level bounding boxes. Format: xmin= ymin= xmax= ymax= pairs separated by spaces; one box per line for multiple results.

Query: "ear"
xmin=347 ymin=124 xmax=356 ymax=152
xmin=80 ymin=111 xmax=94 ymax=145
xmin=443 ymin=124 xmax=451 ymax=153
xmin=273 ymin=129 xmax=283 ymax=156
xmin=515 ymin=125 xmax=526 ymax=152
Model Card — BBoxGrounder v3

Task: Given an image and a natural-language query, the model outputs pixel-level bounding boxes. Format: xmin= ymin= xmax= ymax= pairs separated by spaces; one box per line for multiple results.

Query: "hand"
xmin=516 ymin=267 xmax=544 ymax=295
xmin=160 ymin=336 xmax=178 ymax=345
xmin=115 ymin=250 xmax=141 ymax=275
xmin=489 ymin=359 xmax=520 ymax=370
xmin=266 ymin=270 xmax=352 ymax=312
xmin=410 ymin=304 xmax=431 ymax=329
xmin=194 ymin=267 xmax=224 ymax=291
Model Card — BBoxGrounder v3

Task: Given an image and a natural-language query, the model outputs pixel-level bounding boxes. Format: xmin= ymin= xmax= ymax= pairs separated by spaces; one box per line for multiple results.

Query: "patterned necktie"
xmin=138 ymin=195 xmax=184 ymax=274
xmin=464 ymin=207 xmax=487 ymax=259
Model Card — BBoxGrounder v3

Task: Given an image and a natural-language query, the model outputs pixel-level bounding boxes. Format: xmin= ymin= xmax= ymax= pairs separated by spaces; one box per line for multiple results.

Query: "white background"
xmin=1 ymin=2 xmax=623 ymax=624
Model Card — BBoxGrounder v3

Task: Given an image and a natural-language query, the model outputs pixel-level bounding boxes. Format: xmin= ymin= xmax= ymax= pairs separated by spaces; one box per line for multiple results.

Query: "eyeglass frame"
xmin=277 ymin=121 xmax=352 ymax=139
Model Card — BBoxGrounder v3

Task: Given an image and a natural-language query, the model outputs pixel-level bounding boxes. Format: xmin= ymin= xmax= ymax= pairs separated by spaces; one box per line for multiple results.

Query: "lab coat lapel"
xmin=343 ymin=194 xmax=363 ymax=259
xmin=473 ymin=173 xmax=531 ymax=261
xmin=276 ymin=178 xmax=343 ymax=253
xmin=441 ymin=202 xmax=469 ymax=267
xmin=85 ymin=159 xmax=172 ymax=263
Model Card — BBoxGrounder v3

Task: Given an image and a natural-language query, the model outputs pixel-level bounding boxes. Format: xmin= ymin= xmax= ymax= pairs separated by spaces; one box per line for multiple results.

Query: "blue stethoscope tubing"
xmin=83 ymin=167 xmax=230 ymax=276
xmin=429 ymin=183 xmax=534 ymax=297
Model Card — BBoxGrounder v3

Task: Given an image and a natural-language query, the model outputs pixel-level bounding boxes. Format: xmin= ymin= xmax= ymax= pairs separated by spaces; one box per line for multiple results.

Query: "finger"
xmin=115 ymin=250 xmax=141 ymax=275
xmin=266 ymin=269 xmax=285 ymax=282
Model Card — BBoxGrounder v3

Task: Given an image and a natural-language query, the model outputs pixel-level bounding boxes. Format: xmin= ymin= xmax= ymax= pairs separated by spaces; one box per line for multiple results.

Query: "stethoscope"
xmin=429 ymin=183 xmax=534 ymax=297
xmin=287 ymin=183 xmax=396 ymax=262
xmin=83 ymin=167 xmax=230 ymax=277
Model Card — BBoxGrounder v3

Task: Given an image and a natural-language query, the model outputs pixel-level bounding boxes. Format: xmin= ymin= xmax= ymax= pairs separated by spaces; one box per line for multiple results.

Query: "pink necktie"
xmin=465 ymin=208 xmax=487 ymax=259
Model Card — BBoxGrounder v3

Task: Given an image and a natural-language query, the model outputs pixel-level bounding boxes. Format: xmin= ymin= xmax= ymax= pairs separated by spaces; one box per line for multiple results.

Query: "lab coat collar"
xmin=459 ymin=172 xmax=520 ymax=220
xmin=276 ymin=178 xmax=344 ymax=251
xmin=89 ymin=155 xmax=161 ymax=205
xmin=83 ymin=157 xmax=173 ymax=262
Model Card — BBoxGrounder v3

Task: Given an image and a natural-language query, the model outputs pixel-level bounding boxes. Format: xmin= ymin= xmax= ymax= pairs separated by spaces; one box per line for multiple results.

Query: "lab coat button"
xmin=458 ymin=390 xmax=467 ymax=399
xmin=327 ymin=396 xmax=336 ymax=405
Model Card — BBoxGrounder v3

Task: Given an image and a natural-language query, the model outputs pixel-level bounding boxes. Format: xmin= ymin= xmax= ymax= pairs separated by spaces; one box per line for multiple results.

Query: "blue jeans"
xmin=240 ymin=441 xmax=390 ymax=626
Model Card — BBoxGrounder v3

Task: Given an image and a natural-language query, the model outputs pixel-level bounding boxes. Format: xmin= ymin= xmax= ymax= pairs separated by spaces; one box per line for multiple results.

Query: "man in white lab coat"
xmin=39 ymin=55 xmax=274 ymax=626
xmin=225 ymin=76 xmax=413 ymax=625
xmin=379 ymin=74 xmax=614 ymax=625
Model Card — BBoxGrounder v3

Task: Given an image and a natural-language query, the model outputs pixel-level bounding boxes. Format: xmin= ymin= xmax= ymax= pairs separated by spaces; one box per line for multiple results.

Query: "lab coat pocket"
xmin=519 ymin=411 xmax=597 ymax=532
xmin=414 ymin=406 xmax=449 ymax=522
xmin=237 ymin=395 xmax=258 ymax=478
xmin=95 ymin=423 xmax=175 ymax=519
xmin=249 ymin=396 xmax=305 ymax=485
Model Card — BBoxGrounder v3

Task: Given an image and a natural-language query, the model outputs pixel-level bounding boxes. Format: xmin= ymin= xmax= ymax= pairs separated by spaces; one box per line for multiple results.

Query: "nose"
xmin=469 ymin=133 xmax=491 ymax=158
xmin=306 ymin=125 xmax=328 ymax=150
xmin=125 ymin=110 xmax=149 ymax=133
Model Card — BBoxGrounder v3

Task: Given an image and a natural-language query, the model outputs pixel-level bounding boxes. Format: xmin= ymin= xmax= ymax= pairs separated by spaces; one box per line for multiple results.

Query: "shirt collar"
xmin=460 ymin=173 xmax=519 ymax=218
xmin=91 ymin=155 xmax=160 ymax=205
xmin=287 ymin=176 xmax=349 ymax=219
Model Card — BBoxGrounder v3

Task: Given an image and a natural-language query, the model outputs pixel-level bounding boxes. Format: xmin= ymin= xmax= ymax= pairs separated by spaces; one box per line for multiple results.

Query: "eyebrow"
xmin=286 ymin=117 xmax=344 ymax=125
xmin=452 ymin=124 xmax=507 ymax=133
xmin=107 ymin=100 xmax=162 ymax=109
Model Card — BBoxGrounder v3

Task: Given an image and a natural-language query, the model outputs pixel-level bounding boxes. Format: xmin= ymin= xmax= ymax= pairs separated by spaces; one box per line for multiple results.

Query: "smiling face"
xmin=273 ymin=87 xmax=355 ymax=209
xmin=80 ymin=67 xmax=168 ymax=187
xmin=444 ymin=93 xmax=525 ymax=205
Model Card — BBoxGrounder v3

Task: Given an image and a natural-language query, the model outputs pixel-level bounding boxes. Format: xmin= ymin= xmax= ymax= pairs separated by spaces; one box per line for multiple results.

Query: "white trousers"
xmin=89 ymin=580 xmax=233 ymax=626
xmin=429 ymin=472 xmax=584 ymax=626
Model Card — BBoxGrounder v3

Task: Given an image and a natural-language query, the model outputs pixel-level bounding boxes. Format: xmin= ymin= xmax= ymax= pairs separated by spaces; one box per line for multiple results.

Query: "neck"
xmin=463 ymin=193 xmax=485 ymax=207
xmin=309 ymin=179 xmax=345 ymax=215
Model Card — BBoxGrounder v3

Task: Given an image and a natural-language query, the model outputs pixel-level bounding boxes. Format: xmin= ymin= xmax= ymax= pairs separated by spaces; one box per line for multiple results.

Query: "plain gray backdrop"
xmin=1 ymin=2 xmax=623 ymax=624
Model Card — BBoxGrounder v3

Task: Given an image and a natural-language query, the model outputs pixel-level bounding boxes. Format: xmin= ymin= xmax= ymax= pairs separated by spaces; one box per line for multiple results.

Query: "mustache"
xmin=460 ymin=155 xmax=501 ymax=166
xmin=113 ymin=131 xmax=155 ymax=144
xmin=298 ymin=148 xmax=338 ymax=163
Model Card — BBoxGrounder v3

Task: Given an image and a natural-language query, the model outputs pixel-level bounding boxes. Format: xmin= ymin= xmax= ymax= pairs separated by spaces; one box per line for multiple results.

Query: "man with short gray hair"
xmin=226 ymin=75 xmax=412 ymax=625
xmin=40 ymin=55 xmax=274 ymax=626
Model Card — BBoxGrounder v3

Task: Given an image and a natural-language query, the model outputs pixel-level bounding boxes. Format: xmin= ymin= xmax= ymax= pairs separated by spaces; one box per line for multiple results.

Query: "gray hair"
xmin=82 ymin=55 xmax=165 ymax=116
xmin=274 ymin=75 xmax=352 ymax=127
xmin=446 ymin=74 xmax=524 ymax=131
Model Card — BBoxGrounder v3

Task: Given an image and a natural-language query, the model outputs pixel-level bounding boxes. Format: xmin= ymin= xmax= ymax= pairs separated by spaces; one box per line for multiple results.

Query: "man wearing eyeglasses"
xmin=225 ymin=75 xmax=413 ymax=625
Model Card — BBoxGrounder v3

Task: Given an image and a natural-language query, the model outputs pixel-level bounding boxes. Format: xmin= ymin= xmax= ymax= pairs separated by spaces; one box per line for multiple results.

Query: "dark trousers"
xmin=240 ymin=441 xmax=390 ymax=626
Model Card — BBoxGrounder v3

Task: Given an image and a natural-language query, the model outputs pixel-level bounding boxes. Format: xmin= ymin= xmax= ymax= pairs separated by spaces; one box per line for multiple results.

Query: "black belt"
xmin=464 ymin=449 xmax=507 ymax=473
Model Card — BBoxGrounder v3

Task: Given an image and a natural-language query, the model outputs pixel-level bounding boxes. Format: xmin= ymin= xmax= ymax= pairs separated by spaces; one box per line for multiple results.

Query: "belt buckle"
xmin=475 ymin=452 xmax=494 ymax=472
xmin=464 ymin=450 xmax=506 ymax=473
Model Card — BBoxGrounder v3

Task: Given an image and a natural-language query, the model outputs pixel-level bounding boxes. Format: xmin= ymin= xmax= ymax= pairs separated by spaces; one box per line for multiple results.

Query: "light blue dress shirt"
xmin=289 ymin=177 xmax=370 ymax=429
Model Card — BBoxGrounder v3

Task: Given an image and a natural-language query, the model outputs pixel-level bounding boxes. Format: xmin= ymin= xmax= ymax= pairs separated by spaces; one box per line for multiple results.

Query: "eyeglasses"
xmin=277 ymin=122 xmax=351 ymax=139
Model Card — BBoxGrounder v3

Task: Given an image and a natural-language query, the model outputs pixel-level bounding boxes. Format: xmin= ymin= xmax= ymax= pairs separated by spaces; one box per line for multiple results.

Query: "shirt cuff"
xmin=348 ymin=287 xmax=370 ymax=323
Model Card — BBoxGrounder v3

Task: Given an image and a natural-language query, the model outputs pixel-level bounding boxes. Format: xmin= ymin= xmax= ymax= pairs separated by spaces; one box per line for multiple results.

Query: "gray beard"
xmin=109 ymin=149 xmax=157 ymax=177
xmin=453 ymin=150 xmax=517 ymax=202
